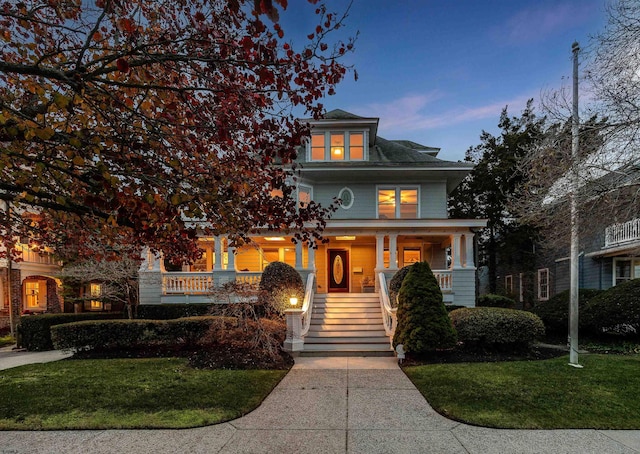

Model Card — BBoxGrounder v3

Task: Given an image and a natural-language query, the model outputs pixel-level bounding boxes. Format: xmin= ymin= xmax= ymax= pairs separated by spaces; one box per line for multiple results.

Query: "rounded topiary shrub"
xmin=477 ymin=294 xmax=516 ymax=309
xmin=530 ymin=288 xmax=603 ymax=336
xmin=259 ymin=261 xmax=304 ymax=316
xmin=582 ymin=279 xmax=640 ymax=337
xmin=392 ymin=262 xmax=457 ymax=354
xmin=450 ymin=307 xmax=545 ymax=351
xmin=388 ymin=265 xmax=411 ymax=308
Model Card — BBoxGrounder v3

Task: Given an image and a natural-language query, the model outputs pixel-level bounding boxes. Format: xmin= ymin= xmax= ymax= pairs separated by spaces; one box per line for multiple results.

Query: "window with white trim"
xmin=614 ymin=258 xmax=640 ymax=286
xmin=377 ymin=187 xmax=419 ymax=219
xmin=338 ymin=187 xmax=354 ymax=209
xmin=309 ymin=131 xmax=366 ymax=161
xmin=537 ymin=268 xmax=549 ymax=301
xmin=505 ymin=275 xmax=513 ymax=294
xmin=298 ymin=184 xmax=312 ymax=209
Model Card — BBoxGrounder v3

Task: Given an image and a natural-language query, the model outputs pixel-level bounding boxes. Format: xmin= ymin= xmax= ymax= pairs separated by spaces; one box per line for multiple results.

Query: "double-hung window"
xmin=309 ymin=131 xmax=366 ymax=161
xmin=377 ymin=187 xmax=419 ymax=219
xmin=537 ymin=268 xmax=549 ymax=301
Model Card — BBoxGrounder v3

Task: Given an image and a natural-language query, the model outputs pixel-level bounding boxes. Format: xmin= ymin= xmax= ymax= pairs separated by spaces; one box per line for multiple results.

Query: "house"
xmin=0 ymin=239 xmax=63 ymax=331
xmin=498 ymin=163 xmax=640 ymax=305
xmin=139 ymin=109 xmax=486 ymax=352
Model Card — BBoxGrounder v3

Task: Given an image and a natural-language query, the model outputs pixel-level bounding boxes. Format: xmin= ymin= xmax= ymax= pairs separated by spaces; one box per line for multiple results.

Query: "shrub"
xmin=259 ymin=261 xmax=304 ymax=316
xmin=450 ymin=307 xmax=545 ymax=351
xmin=582 ymin=279 xmax=640 ymax=337
xmin=135 ymin=304 xmax=216 ymax=320
xmin=477 ymin=294 xmax=516 ymax=309
xmin=392 ymin=262 xmax=457 ymax=354
xmin=388 ymin=265 xmax=411 ymax=308
xmin=530 ymin=289 xmax=603 ymax=336
xmin=51 ymin=316 xmax=236 ymax=352
xmin=18 ymin=312 xmax=124 ymax=351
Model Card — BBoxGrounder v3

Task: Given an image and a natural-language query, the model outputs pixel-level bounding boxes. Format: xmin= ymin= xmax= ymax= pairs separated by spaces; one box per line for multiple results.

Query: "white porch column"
xmin=226 ymin=241 xmax=236 ymax=271
xmin=307 ymin=245 xmax=316 ymax=271
xmin=375 ymin=234 xmax=385 ymax=270
xmin=213 ymin=236 xmax=222 ymax=271
xmin=388 ymin=234 xmax=398 ymax=270
xmin=295 ymin=242 xmax=303 ymax=270
xmin=464 ymin=233 xmax=475 ymax=268
xmin=452 ymin=234 xmax=463 ymax=269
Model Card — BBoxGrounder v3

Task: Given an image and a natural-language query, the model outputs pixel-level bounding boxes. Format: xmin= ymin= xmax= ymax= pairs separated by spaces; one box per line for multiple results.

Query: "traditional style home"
xmin=139 ymin=109 xmax=486 ymax=353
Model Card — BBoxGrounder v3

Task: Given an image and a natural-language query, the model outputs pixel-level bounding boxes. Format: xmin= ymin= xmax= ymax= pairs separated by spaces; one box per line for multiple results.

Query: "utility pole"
xmin=568 ymin=41 xmax=582 ymax=368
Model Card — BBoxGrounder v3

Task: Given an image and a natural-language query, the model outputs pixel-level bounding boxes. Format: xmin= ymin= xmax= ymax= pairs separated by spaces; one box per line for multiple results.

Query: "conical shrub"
xmin=392 ymin=262 xmax=457 ymax=354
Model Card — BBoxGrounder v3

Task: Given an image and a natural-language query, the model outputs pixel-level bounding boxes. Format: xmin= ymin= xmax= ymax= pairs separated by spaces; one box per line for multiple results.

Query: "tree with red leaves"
xmin=0 ymin=0 xmax=354 ymax=262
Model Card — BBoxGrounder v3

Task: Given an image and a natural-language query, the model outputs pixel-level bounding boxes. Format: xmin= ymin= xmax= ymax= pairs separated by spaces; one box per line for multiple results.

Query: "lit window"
xmin=90 ymin=283 xmax=102 ymax=297
xmin=378 ymin=187 xmax=419 ymax=219
xmin=298 ymin=185 xmax=312 ymax=209
xmin=90 ymin=300 xmax=103 ymax=310
xmin=403 ymin=248 xmax=421 ymax=265
xmin=311 ymin=134 xmax=325 ymax=161
xmin=25 ymin=282 xmax=40 ymax=308
xmin=330 ymin=133 xmax=344 ymax=160
xmin=538 ymin=269 xmax=549 ymax=301
xmin=270 ymin=188 xmax=283 ymax=199
xmin=349 ymin=132 xmax=364 ymax=160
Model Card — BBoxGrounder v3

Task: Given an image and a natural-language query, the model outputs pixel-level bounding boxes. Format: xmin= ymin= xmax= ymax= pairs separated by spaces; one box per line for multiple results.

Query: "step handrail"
xmin=378 ymin=272 xmax=397 ymax=341
xmin=300 ymin=272 xmax=316 ymax=337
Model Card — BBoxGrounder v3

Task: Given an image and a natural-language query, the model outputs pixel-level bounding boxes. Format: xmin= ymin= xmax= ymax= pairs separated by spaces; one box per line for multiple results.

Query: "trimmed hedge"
xmin=582 ymin=279 xmax=640 ymax=336
xmin=259 ymin=261 xmax=304 ymax=315
xmin=18 ymin=312 xmax=124 ymax=351
xmin=530 ymin=289 xmax=603 ymax=336
xmin=477 ymin=294 xmax=516 ymax=309
xmin=388 ymin=265 xmax=411 ymax=308
xmin=135 ymin=304 xmax=216 ymax=320
xmin=450 ymin=307 xmax=545 ymax=351
xmin=393 ymin=262 xmax=457 ymax=354
xmin=51 ymin=316 xmax=237 ymax=352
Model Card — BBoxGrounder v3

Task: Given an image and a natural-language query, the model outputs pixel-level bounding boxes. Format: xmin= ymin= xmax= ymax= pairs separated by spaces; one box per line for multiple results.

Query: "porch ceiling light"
xmin=264 ymin=237 xmax=285 ymax=241
xmin=335 ymin=236 xmax=356 ymax=241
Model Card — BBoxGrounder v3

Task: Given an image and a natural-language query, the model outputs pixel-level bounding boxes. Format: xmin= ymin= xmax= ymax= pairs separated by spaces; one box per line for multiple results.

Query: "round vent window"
xmin=338 ymin=187 xmax=354 ymax=209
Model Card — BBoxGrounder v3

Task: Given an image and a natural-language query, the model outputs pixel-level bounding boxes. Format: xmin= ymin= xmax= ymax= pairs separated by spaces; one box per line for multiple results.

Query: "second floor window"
xmin=538 ymin=268 xmax=549 ymax=301
xmin=310 ymin=131 xmax=365 ymax=161
xmin=378 ymin=187 xmax=419 ymax=219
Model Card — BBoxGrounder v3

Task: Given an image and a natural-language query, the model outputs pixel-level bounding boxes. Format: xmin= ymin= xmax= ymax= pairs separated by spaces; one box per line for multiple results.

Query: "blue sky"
xmin=281 ymin=0 xmax=607 ymax=162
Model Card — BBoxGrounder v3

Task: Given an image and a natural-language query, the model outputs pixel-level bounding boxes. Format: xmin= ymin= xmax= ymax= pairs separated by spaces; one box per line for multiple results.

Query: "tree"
xmin=448 ymin=101 xmax=545 ymax=293
xmin=392 ymin=262 xmax=457 ymax=354
xmin=0 ymin=0 xmax=355 ymax=262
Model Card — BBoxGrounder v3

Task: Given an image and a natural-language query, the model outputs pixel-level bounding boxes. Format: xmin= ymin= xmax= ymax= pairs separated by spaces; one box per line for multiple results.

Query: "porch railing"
xmin=378 ymin=272 xmax=397 ymax=346
xmin=235 ymin=272 xmax=262 ymax=286
xmin=162 ymin=273 xmax=214 ymax=294
xmin=434 ymin=270 xmax=453 ymax=292
xmin=605 ymin=218 xmax=640 ymax=247
xmin=300 ymin=272 xmax=316 ymax=337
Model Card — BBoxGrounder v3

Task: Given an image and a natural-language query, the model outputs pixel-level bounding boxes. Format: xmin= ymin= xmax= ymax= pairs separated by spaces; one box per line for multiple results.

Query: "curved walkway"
xmin=0 ymin=356 xmax=639 ymax=453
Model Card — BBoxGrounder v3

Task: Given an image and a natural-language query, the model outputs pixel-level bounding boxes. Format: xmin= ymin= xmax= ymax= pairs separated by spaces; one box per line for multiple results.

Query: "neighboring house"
xmin=499 ymin=163 xmax=640 ymax=306
xmin=140 ymin=109 xmax=486 ymax=307
xmin=0 ymin=240 xmax=63 ymax=330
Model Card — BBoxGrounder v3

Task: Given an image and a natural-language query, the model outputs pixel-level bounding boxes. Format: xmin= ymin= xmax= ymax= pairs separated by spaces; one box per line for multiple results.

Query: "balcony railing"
xmin=605 ymin=218 xmax=640 ymax=247
xmin=17 ymin=246 xmax=60 ymax=266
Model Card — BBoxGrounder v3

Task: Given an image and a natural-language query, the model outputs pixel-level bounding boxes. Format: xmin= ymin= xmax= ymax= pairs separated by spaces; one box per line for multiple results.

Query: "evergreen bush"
xmin=530 ymin=288 xmax=603 ymax=336
xmin=388 ymin=265 xmax=411 ymax=308
xmin=259 ymin=261 xmax=304 ymax=316
xmin=450 ymin=307 xmax=545 ymax=351
xmin=392 ymin=262 xmax=457 ymax=354
xmin=477 ymin=293 xmax=516 ymax=309
xmin=582 ymin=279 xmax=640 ymax=337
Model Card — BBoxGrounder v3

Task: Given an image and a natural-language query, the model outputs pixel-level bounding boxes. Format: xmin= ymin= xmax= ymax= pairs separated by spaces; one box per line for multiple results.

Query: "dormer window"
xmin=309 ymin=131 xmax=366 ymax=161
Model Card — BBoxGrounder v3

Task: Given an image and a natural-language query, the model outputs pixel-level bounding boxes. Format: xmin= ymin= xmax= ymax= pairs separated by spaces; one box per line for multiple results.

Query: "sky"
xmin=280 ymin=0 xmax=608 ymax=162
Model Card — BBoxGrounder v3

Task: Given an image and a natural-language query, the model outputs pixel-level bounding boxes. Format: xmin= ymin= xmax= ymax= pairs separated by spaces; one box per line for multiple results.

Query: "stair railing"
xmin=377 ymin=272 xmax=397 ymax=346
xmin=300 ymin=272 xmax=316 ymax=337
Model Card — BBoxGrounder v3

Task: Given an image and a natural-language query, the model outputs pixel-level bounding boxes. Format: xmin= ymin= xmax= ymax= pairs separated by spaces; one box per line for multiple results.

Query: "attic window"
xmin=309 ymin=131 xmax=366 ymax=161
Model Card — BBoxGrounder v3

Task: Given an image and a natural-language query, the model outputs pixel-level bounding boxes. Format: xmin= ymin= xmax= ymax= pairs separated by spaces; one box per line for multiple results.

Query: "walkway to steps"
xmin=302 ymin=293 xmax=393 ymax=355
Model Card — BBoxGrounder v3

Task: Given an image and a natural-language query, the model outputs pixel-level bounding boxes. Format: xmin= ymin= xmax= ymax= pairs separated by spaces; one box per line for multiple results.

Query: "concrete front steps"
xmin=300 ymin=293 xmax=394 ymax=357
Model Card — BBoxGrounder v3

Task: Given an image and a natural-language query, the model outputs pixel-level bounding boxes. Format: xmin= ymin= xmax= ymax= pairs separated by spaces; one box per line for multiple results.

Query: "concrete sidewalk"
xmin=0 ymin=356 xmax=639 ymax=453
xmin=0 ymin=345 xmax=73 ymax=371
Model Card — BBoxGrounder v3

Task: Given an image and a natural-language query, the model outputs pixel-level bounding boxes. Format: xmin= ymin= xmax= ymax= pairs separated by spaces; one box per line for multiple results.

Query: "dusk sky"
xmin=282 ymin=0 xmax=608 ymax=162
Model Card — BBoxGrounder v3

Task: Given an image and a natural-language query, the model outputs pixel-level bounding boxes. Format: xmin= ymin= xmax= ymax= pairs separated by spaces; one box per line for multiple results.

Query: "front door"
xmin=328 ymin=249 xmax=349 ymax=293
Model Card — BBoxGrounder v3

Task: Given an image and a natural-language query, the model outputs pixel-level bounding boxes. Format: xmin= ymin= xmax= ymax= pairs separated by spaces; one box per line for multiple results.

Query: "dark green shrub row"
xmin=135 ymin=304 xmax=216 ymax=320
xmin=18 ymin=312 xmax=124 ymax=351
xmin=477 ymin=294 xmax=516 ymax=309
xmin=582 ymin=279 xmax=640 ymax=336
xmin=51 ymin=316 xmax=237 ymax=352
xmin=530 ymin=289 xmax=603 ymax=335
xmin=450 ymin=307 xmax=545 ymax=351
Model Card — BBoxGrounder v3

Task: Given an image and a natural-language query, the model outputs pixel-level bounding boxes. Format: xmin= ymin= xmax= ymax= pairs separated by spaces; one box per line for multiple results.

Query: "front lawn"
xmin=404 ymin=354 xmax=640 ymax=429
xmin=0 ymin=357 xmax=287 ymax=430
xmin=0 ymin=335 xmax=15 ymax=348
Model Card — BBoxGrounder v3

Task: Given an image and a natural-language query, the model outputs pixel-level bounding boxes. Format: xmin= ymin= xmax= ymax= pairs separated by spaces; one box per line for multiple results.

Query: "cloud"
xmin=496 ymin=1 xmax=597 ymax=45
xmin=357 ymin=94 xmax=534 ymax=137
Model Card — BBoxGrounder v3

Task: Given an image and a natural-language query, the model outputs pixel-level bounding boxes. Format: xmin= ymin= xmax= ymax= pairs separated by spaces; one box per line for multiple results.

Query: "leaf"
xmin=35 ymin=127 xmax=55 ymax=140
xmin=53 ymin=92 xmax=70 ymax=109
xmin=72 ymin=156 xmax=84 ymax=166
xmin=116 ymin=58 xmax=130 ymax=73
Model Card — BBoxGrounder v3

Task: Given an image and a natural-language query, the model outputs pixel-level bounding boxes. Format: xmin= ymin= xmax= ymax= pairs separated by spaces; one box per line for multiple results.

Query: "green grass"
xmin=0 ymin=335 xmax=15 ymax=348
xmin=404 ymin=354 xmax=640 ymax=429
xmin=0 ymin=358 xmax=287 ymax=430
